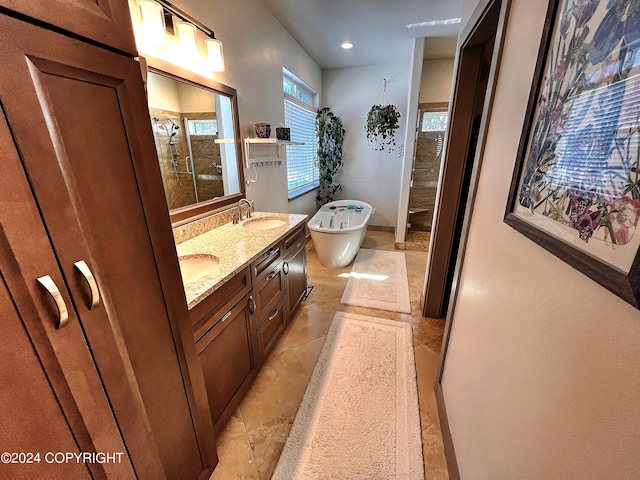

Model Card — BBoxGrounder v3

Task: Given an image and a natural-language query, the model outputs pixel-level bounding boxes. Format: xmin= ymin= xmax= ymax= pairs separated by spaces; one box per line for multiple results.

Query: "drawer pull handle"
xmin=221 ymin=310 xmax=232 ymax=323
xmin=37 ymin=275 xmax=69 ymax=329
xmin=73 ymin=260 xmax=100 ymax=309
xmin=249 ymin=295 xmax=256 ymax=314
xmin=283 ymin=262 xmax=289 ymax=275
xmin=264 ymin=248 xmax=277 ymax=257
xmin=268 ymin=308 xmax=279 ymax=321
xmin=266 ymin=270 xmax=277 ymax=281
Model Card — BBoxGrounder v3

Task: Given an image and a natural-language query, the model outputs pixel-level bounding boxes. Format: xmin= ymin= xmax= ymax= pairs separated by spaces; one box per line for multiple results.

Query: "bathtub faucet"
xmin=329 ymin=212 xmax=336 ymax=229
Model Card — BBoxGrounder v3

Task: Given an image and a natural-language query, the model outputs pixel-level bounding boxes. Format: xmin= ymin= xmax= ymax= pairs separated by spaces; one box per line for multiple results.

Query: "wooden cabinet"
xmin=195 ymin=291 xmax=257 ymax=428
xmin=192 ymin=267 xmax=257 ymax=432
xmin=284 ymin=225 xmax=308 ymax=320
xmin=0 ymin=0 xmax=137 ymax=55
xmin=0 ymin=12 xmax=216 ymax=479
xmin=193 ymin=227 xmax=306 ymax=432
xmin=0 ymin=111 xmax=140 ymax=479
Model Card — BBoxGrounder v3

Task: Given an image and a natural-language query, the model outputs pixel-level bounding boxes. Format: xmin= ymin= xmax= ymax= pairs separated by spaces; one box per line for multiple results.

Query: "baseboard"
xmin=368 ymin=224 xmax=395 ymax=233
xmin=435 ymin=382 xmax=461 ymax=480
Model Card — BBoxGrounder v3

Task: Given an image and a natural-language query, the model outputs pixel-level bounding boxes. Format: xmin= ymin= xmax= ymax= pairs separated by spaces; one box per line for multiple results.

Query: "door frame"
xmin=429 ymin=0 xmax=512 ymax=476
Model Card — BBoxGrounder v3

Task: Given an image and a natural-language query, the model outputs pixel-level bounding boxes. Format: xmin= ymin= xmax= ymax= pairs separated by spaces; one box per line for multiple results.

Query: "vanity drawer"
xmin=251 ymin=242 xmax=284 ymax=284
xmin=257 ymin=298 xmax=286 ymax=364
xmin=191 ymin=267 xmax=251 ymax=337
xmin=253 ymin=262 xmax=285 ymax=327
xmin=284 ymin=225 xmax=306 ymax=256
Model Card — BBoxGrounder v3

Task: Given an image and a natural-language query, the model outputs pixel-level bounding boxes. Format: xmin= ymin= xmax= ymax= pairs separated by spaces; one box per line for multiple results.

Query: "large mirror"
xmin=145 ymin=63 xmax=244 ymax=224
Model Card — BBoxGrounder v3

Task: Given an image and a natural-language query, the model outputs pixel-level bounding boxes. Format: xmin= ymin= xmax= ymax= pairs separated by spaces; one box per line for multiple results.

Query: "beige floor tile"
xmin=220 ymin=407 xmax=246 ymax=441
xmin=211 ymin=231 xmax=450 ymax=479
xmin=414 ymin=343 xmax=441 ymax=430
xmin=238 ymin=349 xmax=309 ymax=432
xmin=426 ymin=335 xmax=444 ymax=356
xmin=292 ymin=335 xmax=326 ymax=376
xmin=245 ymin=409 xmax=297 ymax=480
xmin=209 ymin=429 xmax=258 ymax=480
xmin=423 ymin=420 xmax=449 ymax=480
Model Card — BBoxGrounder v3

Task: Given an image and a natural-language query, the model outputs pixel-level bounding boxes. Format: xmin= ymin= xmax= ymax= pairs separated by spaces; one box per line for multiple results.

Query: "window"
xmin=421 ymin=111 xmax=448 ymax=132
xmin=283 ymin=68 xmax=318 ymax=199
xmin=186 ymin=118 xmax=218 ymax=135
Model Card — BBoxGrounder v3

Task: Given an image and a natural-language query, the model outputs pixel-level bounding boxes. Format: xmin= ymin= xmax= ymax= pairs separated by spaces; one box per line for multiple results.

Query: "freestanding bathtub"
xmin=308 ymin=200 xmax=375 ymax=269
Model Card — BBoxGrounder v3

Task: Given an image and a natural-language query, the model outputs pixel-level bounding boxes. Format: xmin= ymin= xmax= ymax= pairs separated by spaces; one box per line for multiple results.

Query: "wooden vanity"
xmin=176 ymin=212 xmax=308 ymax=432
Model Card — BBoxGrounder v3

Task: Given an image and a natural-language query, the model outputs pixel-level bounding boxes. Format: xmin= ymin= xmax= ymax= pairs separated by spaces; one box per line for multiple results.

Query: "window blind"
xmin=284 ymin=94 xmax=318 ymax=197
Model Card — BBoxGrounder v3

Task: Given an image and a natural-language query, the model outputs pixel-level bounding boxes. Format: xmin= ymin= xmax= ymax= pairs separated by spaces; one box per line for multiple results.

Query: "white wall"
xmin=323 ymin=63 xmax=410 ymax=226
xmin=419 ymin=58 xmax=455 ymax=104
xmin=170 ymin=0 xmax=322 ymax=216
xmin=442 ymin=1 xmax=640 ymax=478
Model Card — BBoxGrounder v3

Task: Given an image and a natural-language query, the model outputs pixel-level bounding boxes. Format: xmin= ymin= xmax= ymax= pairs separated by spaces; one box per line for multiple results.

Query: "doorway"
xmin=406 ymin=102 xmax=449 ymax=249
xmin=421 ymin=0 xmax=506 ymax=319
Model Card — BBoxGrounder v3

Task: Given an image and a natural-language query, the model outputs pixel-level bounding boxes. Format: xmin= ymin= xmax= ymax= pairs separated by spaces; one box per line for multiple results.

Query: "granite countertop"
xmin=176 ymin=211 xmax=308 ymax=310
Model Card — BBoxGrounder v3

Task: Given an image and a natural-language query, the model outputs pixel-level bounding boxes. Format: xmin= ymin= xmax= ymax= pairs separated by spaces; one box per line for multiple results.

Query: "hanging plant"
xmin=315 ymin=107 xmax=345 ymax=208
xmin=365 ymin=103 xmax=401 ymax=151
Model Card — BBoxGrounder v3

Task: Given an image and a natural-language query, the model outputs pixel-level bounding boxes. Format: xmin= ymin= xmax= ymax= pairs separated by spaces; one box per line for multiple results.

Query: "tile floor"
xmin=210 ymin=230 xmax=449 ymax=480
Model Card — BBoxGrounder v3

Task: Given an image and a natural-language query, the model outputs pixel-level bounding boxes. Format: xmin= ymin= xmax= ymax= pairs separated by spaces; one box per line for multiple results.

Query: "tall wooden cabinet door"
xmin=0 ymin=0 xmax=137 ymax=55
xmin=0 ymin=15 xmax=212 ymax=479
xmin=0 ymin=109 xmax=135 ymax=479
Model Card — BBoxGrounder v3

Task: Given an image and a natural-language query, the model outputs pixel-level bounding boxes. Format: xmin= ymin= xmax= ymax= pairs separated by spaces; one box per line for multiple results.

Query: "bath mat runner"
xmin=340 ymin=248 xmax=411 ymax=313
xmin=273 ymin=312 xmax=424 ymax=479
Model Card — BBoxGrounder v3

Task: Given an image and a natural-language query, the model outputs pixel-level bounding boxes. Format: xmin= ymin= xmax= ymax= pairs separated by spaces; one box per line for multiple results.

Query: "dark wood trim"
xmin=432 ymin=0 xmax=513 ymax=476
xmin=435 ymin=383 xmax=461 ymax=480
xmin=143 ymin=55 xmax=246 ymax=225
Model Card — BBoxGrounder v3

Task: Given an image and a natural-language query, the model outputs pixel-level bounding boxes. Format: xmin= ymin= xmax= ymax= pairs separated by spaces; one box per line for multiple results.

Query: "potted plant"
xmin=315 ymin=107 xmax=345 ymax=208
xmin=365 ymin=103 xmax=401 ymax=152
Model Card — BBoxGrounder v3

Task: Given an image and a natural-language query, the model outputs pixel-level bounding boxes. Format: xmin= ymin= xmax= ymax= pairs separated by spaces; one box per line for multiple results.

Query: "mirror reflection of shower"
xmin=151 ymin=112 xmax=228 ymax=210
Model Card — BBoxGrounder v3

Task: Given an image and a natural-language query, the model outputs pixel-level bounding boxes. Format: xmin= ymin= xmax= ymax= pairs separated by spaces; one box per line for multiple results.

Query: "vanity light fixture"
xmin=341 ymin=42 xmax=353 ymax=49
xmin=134 ymin=0 xmax=225 ymax=72
xmin=175 ymin=21 xmax=198 ymax=61
xmin=138 ymin=0 xmax=166 ymax=47
xmin=205 ymin=38 xmax=225 ymax=72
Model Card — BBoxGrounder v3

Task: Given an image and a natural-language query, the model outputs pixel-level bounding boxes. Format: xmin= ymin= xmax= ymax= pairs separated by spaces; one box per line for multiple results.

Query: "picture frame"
xmin=504 ymin=0 xmax=640 ymax=308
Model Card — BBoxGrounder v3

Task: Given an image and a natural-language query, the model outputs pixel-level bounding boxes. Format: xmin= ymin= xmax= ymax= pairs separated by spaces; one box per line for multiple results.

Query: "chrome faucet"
xmin=237 ymin=198 xmax=253 ymax=222
xmin=329 ymin=212 xmax=336 ymax=229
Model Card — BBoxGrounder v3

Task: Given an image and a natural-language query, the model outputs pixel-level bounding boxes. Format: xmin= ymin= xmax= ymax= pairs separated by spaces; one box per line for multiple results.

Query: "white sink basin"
xmin=178 ymin=254 xmax=219 ymax=283
xmin=242 ymin=218 xmax=287 ymax=230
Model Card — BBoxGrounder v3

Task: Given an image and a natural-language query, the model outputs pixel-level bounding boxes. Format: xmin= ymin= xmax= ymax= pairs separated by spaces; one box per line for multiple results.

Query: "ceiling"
xmin=259 ymin=0 xmax=463 ymax=69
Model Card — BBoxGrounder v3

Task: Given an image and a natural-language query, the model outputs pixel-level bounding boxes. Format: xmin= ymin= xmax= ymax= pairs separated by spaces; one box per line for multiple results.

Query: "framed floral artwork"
xmin=504 ymin=0 xmax=640 ymax=308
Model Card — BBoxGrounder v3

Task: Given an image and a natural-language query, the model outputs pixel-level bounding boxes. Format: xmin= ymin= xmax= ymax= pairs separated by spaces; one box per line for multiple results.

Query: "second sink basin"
xmin=242 ymin=218 xmax=287 ymax=230
xmin=179 ymin=254 xmax=219 ymax=283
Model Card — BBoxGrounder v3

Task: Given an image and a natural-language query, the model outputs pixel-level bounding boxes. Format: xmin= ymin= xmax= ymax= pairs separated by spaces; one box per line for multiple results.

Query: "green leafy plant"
xmin=365 ymin=104 xmax=401 ymax=152
xmin=315 ymin=107 xmax=345 ymax=208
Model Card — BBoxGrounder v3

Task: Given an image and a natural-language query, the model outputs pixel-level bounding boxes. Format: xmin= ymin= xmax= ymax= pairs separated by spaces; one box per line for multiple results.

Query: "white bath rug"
xmin=340 ymin=248 xmax=411 ymax=314
xmin=273 ymin=312 xmax=424 ymax=480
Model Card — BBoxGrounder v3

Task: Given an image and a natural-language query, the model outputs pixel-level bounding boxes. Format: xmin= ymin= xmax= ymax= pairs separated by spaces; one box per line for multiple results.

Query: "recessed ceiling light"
xmin=341 ymin=42 xmax=353 ymax=49
xmin=406 ymin=18 xmax=461 ymax=28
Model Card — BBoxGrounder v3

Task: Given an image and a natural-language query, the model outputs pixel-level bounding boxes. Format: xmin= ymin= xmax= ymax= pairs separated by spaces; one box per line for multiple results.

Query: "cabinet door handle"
xmin=268 ymin=307 xmax=279 ymax=321
xmin=73 ymin=260 xmax=100 ymax=310
xmin=266 ymin=270 xmax=277 ymax=281
xmin=283 ymin=262 xmax=289 ymax=275
xmin=36 ymin=275 xmax=69 ymax=329
xmin=248 ymin=295 xmax=256 ymax=314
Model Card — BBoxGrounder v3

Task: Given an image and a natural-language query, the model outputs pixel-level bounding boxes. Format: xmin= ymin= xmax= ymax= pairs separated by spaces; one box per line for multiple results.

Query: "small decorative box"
xmin=276 ymin=127 xmax=290 ymax=141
